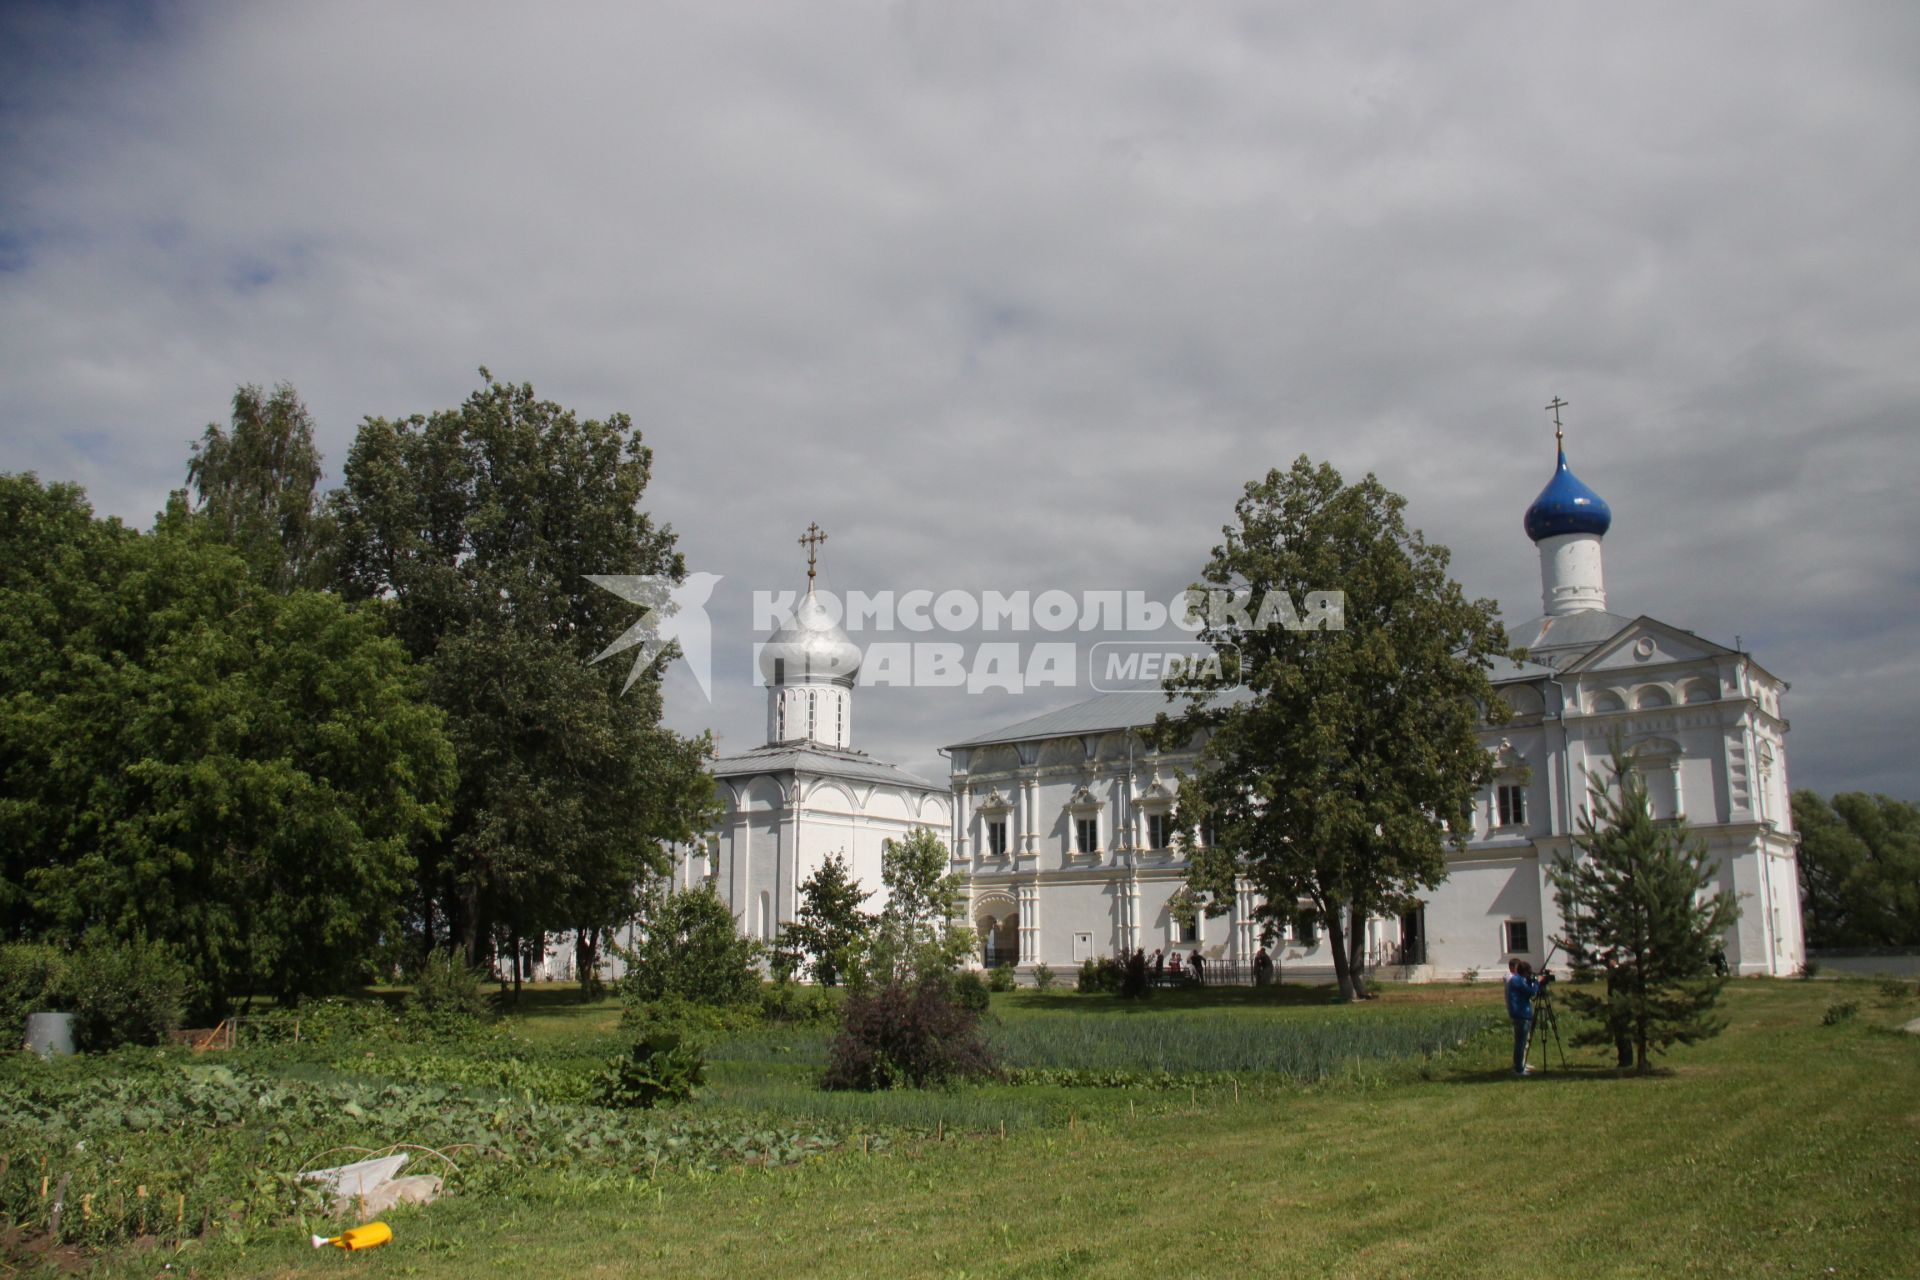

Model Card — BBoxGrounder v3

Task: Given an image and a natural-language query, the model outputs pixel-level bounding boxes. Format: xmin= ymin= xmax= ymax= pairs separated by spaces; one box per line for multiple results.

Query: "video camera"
xmin=1535 ymin=967 xmax=1556 ymax=987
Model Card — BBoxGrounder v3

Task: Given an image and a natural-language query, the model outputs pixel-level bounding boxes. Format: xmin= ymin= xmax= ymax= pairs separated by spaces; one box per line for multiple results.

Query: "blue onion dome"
xmin=1523 ymin=446 xmax=1613 ymax=542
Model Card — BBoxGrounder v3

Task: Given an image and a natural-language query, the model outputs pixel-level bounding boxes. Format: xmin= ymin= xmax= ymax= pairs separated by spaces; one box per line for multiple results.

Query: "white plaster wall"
xmin=1423 ymin=855 xmax=1547 ymax=976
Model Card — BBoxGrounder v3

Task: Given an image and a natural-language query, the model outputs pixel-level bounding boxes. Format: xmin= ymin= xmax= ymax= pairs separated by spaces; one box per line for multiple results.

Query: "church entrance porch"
xmin=1396 ymin=908 xmax=1427 ymax=966
xmin=979 ymin=911 xmax=1020 ymax=966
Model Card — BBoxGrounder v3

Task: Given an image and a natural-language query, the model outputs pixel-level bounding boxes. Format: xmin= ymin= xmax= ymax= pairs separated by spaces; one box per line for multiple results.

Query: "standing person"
xmin=1253 ymin=946 xmax=1273 ymax=987
xmin=1505 ymin=960 xmax=1542 ymax=1076
xmin=1189 ymin=950 xmax=1206 ymax=986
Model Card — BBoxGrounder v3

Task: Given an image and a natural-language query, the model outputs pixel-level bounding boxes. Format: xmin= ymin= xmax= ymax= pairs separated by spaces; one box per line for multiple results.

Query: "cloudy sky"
xmin=3 ymin=2 xmax=1914 ymax=797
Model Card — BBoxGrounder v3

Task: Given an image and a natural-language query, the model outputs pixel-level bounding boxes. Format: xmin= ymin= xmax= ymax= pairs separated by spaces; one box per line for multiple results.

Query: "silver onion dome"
xmin=757 ymin=590 xmax=862 ymax=687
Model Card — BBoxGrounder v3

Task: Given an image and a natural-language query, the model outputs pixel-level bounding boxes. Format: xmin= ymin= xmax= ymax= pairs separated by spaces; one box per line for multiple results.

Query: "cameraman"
xmin=1505 ymin=960 xmax=1543 ymax=1076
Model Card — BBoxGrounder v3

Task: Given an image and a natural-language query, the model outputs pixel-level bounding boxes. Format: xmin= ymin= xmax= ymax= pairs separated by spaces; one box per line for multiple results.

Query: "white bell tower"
xmin=758 ymin=522 xmax=860 ymax=750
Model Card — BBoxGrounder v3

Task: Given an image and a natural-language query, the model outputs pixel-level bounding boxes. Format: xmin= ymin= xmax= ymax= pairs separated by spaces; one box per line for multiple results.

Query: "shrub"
xmin=294 ymin=995 xmax=402 ymax=1043
xmin=621 ymin=993 xmax=762 ymax=1037
xmin=1798 ymin=961 xmax=1821 ymax=980
xmin=407 ymin=948 xmax=492 ymax=1019
xmin=0 ymin=943 xmax=69 ymax=1045
xmin=1032 ymin=963 xmax=1057 ymax=991
xmin=760 ymin=981 xmax=840 ymax=1025
xmin=1120 ymin=950 xmax=1151 ymax=1000
xmin=951 ymin=970 xmax=991 ymax=1013
xmin=599 ymin=1028 xmax=706 ymax=1108
xmin=63 ymin=932 xmax=192 ymax=1051
xmin=619 ymin=884 xmax=763 ymax=1009
xmin=1460 ymin=967 xmax=1481 ymax=984
xmin=986 ymin=963 xmax=1018 ymax=993
xmin=1822 ymin=1000 xmax=1859 ymax=1026
xmin=822 ymin=977 xmax=998 ymax=1091
xmin=1874 ymin=979 xmax=1911 ymax=1002
xmin=1077 ymin=956 xmax=1122 ymax=994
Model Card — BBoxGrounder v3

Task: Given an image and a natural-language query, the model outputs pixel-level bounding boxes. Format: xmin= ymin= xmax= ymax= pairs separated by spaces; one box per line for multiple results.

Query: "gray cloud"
xmin=3 ymin=1 xmax=1914 ymax=797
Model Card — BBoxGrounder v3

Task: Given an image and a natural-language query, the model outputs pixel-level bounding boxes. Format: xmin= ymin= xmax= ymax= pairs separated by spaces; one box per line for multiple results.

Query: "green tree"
xmin=1549 ymin=745 xmax=1740 ymax=1073
xmin=617 ymin=883 xmax=762 ymax=1008
xmin=329 ymin=372 xmax=715 ymax=979
xmin=1792 ymin=790 xmax=1920 ymax=948
xmin=782 ymin=853 xmax=871 ymax=986
xmin=861 ymin=829 xmax=972 ymax=987
xmin=185 ymin=383 xmax=333 ymax=591
xmin=1159 ymin=457 xmax=1512 ymax=1000
xmin=0 ymin=474 xmax=454 ymax=1010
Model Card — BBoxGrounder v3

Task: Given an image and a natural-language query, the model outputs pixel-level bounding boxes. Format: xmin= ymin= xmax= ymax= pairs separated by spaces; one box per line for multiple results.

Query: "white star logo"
xmin=586 ymin=572 xmax=723 ymax=700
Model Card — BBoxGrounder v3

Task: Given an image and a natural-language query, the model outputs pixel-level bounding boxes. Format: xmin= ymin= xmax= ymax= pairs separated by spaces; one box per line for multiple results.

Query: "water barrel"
xmin=24 ymin=1012 xmax=76 ymax=1060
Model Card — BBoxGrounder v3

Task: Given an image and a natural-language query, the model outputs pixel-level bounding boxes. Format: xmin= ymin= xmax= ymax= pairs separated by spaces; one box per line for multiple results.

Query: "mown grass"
xmin=45 ymin=977 xmax=1919 ymax=1279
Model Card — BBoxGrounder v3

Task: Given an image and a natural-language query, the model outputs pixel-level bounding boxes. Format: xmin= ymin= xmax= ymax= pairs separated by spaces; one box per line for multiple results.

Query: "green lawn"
xmin=20 ymin=980 xmax=1920 ymax=1279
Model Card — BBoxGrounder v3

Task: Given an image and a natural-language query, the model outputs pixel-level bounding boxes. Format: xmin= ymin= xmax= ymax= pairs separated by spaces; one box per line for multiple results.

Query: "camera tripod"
xmin=1524 ymin=981 xmax=1568 ymax=1073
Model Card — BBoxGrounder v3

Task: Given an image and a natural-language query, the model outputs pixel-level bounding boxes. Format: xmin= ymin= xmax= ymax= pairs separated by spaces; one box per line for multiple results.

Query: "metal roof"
xmin=710 ymin=743 xmax=943 ymax=791
xmin=1507 ymin=610 xmax=1636 ymax=656
xmin=945 ymin=688 xmax=1250 ymax=749
xmin=1485 ymin=654 xmax=1563 ymax=684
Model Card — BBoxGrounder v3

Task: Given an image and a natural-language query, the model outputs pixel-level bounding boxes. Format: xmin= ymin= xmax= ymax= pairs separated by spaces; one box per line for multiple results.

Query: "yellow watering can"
xmin=311 ymin=1221 xmax=393 ymax=1251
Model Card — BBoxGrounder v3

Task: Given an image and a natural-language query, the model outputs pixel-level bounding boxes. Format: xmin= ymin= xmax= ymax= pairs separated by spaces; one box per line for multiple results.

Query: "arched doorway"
xmin=974 ymin=892 xmax=1019 ymax=967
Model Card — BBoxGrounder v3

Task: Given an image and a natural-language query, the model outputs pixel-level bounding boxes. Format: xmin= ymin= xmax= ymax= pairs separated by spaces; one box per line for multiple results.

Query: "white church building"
xmin=679 ymin=533 xmax=952 ymax=947
xmin=945 ymin=432 xmax=1805 ymax=980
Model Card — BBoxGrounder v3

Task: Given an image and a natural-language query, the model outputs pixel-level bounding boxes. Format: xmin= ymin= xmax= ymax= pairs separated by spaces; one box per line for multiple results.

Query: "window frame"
xmin=1503 ymin=919 xmax=1530 ymax=955
xmin=1496 ymin=783 xmax=1527 ymax=829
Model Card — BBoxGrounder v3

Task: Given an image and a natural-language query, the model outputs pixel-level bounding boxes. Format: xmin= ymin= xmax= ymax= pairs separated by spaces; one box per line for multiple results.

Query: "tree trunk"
xmin=575 ymin=929 xmax=602 ymax=1001
xmin=458 ymin=884 xmax=482 ymax=968
xmin=1325 ymin=910 xmax=1359 ymax=1001
xmin=510 ymin=926 xmax=523 ymax=1002
xmin=1346 ymin=902 xmax=1370 ymax=999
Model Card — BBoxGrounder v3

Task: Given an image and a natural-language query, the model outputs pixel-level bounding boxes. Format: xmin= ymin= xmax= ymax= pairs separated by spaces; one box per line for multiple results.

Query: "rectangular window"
xmin=1297 ymin=911 xmax=1318 ymax=947
xmin=1072 ymin=932 xmax=1092 ymax=962
xmin=986 ymin=820 xmax=1007 ymax=857
xmin=1174 ymin=916 xmax=1199 ymax=944
xmin=1146 ymin=813 xmax=1173 ymax=850
xmin=1075 ymin=817 xmax=1098 ymax=854
xmin=1504 ymin=920 xmax=1530 ymax=954
xmin=1497 ymin=784 xmax=1527 ymax=828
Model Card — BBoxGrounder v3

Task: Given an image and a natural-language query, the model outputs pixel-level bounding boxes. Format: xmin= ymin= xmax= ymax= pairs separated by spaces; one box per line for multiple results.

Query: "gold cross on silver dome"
xmin=798 ymin=521 xmax=828 ymax=587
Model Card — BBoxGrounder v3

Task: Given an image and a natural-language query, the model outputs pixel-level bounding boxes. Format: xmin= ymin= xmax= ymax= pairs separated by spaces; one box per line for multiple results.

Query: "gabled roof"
xmin=1507 ymin=610 xmax=1636 ymax=657
xmin=1560 ymin=613 xmax=1738 ymax=674
xmin=1505 ymin=610 xmax=1781 ymax=686
xmin=711 ymin=742 xmax=943 ymax=792
xmin=1485 ymin=654 xmax=1562 ymax=684
xmin=945 ymin=688 xmax=1251 ymax=750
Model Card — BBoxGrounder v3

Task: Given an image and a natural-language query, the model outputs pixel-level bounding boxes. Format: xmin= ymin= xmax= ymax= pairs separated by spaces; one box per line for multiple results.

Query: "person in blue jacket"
xmin=1505 ymin=960 xmax=1543 ymax=1076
